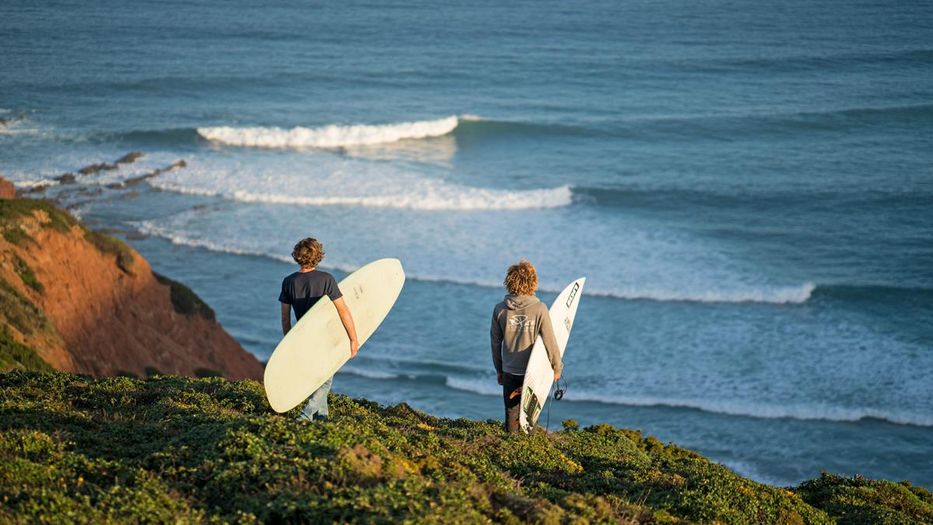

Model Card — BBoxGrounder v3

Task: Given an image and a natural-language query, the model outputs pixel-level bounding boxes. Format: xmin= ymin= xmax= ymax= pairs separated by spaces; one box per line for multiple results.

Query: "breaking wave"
xmin=132 ymin=222 xmax=815 ymax=305
xmin=150 ymin=178 xmax=573 ymax=211
xmin=443 ymin=378 xmax=933 ymax=427
xmin=584 ymin=283 xmax=816 ymax=304
xmin=197 ymin=116 xmax=459 ymax=149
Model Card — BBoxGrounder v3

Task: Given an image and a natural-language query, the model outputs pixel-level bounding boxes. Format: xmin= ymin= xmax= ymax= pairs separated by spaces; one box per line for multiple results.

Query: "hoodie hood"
xmin=503 ymin=294 xmax=540 ymax=310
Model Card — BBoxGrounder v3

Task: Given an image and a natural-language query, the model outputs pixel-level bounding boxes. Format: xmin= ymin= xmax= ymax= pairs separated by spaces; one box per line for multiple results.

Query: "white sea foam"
xmin=445 ymin=377 xmax=501 ymax=397
xmin=154 ymin=181 xmax=572 ymax=211
xmin=0 ymin=118 xmax=40 ymax=136
xmin=132 ymin=222 xmax=818 ymax=305
xmin=339 ymin=366 xmax=400 ymax=380
xmin=441 ymin=378 xmax=932 ymax=427
xmin=197 ymin=116 xmax=460 ymax=149
xmin=135 ymin=221 xmax=295 ymax=264
xmin=147 ymin=152 xmax=573 ymax=211
xmin=560 ymin=392 xmax=933 ymax=428
xmin=719 ymin=460 xmax=796 ymax=487
xmin=11 ymin=178 xmax=60 ymax=189
xmin=585 ymin=283 xmax=816 ymax=304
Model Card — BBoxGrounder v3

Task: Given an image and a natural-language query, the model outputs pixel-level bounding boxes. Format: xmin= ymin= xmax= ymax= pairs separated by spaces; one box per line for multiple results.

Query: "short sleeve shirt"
xmin=278 ymin=270 xmax=343 ymax=321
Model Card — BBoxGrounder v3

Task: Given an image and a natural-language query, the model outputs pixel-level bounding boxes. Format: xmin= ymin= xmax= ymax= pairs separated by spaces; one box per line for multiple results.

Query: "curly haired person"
xmin=279 ymin=237 xmax=359 ymax=421
xmin=490 ymin=260 xmax=561 ymax=432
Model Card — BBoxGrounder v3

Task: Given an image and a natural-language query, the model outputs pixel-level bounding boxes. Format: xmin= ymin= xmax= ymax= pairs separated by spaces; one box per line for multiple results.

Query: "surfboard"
xmin=519 ymin=277 xmax=586 ymax=433
xmin=264 ymin=258 xmax=405 ymax=413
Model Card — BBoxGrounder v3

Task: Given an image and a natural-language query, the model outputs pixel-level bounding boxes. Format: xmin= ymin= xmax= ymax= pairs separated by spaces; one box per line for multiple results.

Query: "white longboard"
xmin=519 ymin=278 xmax=585 ymax=432
xmin=264 ymin=258 xmax=405 ymax=413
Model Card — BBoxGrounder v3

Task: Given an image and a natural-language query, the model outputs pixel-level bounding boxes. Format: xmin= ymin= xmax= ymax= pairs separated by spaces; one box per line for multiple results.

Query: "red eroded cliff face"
xmin=0 ymin=195 xmax=263 ymax=380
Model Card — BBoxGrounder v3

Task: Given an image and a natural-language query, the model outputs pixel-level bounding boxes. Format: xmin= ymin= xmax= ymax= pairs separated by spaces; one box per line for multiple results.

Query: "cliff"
xmin=0 ymin=195 xmax=263 ymax=380
xmin=1 ymin=371 xmax=930 ymax=524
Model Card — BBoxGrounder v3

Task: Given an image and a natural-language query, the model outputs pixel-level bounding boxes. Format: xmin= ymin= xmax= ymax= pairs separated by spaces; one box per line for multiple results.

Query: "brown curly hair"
xmin=292 ymin=237 xmax=325 ymax=269
xmin=504 ymin=260 xmax=538 ymax=296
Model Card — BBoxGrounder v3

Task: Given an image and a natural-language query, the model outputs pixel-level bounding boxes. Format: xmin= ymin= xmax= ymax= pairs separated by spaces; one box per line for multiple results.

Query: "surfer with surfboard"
xmin=279 ymin=237 xmax=359 ymax=422
xmin=490 ymin=260 xmax=563 ymax=432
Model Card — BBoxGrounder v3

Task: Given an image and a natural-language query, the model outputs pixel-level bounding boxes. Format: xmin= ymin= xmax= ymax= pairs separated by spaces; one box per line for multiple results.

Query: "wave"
xmin=696 ymin=48 xmax=933 ymax=74
xmin=130 ymin=223 xmax=819 ymax=305
xmin=134 ymin=222 xmax=296 ymax=265
xmin=85 ymin=99 xmax=933 ymax=151
xmin=100 ymin=116 xmax=595 ymax=150
xmin=811 ymin=283 xmax=933 ymax=304
xmin=561 ymin=393 xmax=933 ymax=428
xmin=608 ymin=102 xmax=933 ymax=141
xmin=0 ymin=114 xmax=42 ymax=136
xmin=150 ymin=179 xmax=573 ymax=211
xmin=585 ymin=283 xmax=816 ymax=304
xmin=197 ymin=116 xmax=459 ymax=149
xmin=441 ymin=377 xmax=933 ymax=428
xmin=339 ymin=366 xmax=400 ymax=380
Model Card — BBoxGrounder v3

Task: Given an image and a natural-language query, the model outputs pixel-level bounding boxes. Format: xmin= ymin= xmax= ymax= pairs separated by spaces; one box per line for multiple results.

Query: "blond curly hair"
xmin=292 ymin=238 xmax=325 ymax=269
xmin=504 ymin=260 xmax=538 ymax=296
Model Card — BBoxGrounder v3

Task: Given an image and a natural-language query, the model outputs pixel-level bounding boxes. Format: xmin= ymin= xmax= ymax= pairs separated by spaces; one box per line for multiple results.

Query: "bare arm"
xmin=332 ymin=297 xmax=360 ymax=358
xmin=281 ymin=303 xmax=292 ymax=336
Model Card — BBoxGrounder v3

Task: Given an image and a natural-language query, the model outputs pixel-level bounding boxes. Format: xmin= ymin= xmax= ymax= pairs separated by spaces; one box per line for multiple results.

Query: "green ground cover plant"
xmin=154 ymin=273 xmax=216 ymax=320
xmin=2 ymin=371 xmax=929 ymax=524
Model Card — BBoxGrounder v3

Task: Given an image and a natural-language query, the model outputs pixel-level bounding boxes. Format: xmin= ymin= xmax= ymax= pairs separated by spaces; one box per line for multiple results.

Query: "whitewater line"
xmin=198 ymin=116 xmax=460 ymax=149
xmin=134 ymin=222 xmax=815 ymax=305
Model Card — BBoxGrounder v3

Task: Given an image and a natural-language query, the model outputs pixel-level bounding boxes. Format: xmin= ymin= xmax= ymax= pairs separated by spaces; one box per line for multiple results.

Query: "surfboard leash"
xmin=545 ymin=378 xmax=568 ymax=432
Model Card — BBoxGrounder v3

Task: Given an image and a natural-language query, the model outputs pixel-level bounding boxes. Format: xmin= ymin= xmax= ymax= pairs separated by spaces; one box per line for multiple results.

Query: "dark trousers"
xmin=502 ymin=372 xmax=524 ymax=433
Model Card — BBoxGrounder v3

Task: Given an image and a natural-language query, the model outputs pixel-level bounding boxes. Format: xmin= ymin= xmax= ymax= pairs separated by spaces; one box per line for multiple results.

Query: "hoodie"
xmin=490 ymin=294 xmax=562 ymax=376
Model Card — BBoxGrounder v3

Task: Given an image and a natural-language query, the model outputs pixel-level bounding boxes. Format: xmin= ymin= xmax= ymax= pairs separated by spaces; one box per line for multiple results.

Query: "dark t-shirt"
xmin=278 ymin=270 xmax=343 ymax=321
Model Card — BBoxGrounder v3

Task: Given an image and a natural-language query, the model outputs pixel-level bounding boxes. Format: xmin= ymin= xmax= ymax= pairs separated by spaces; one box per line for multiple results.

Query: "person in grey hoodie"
xmin=490 ymin=260 xmax=562 ymax=432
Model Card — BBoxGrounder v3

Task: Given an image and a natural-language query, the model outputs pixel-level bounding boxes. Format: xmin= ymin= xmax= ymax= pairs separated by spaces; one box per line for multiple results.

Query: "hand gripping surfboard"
xmin=519 ymin=277 xmax=586 ymax=432
xmin=264 ymin=258 xmax=405 ymax=413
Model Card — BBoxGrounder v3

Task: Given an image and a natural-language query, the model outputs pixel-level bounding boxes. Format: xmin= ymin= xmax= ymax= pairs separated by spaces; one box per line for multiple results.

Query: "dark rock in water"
xmin=0 ymin=176 xmax=16 ymax=199
xmin=76 ymin=187 xmax=103 ymax=197
xmin=78 ymin=163 xmax=118 ymax=175
xmin=54 ymin=173 xmax=77 ymax=184
xmin=115 ymin=151 xmax=144 ymax=164
xmin=121 ymin=159 xmax=186 ymax=187
xmin=0 ymin=114 xmax=25 ymax=128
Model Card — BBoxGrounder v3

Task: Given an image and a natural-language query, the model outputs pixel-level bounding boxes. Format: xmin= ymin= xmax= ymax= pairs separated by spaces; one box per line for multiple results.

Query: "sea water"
xmin=2 ymin=0 xmax=932 ymax=488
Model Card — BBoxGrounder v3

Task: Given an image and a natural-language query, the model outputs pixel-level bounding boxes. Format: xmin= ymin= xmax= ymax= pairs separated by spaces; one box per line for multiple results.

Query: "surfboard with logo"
xmin=264 ymin=258 xmax=405 ymax=413
xmin=519 ymin=277 xmax=586 ymax=432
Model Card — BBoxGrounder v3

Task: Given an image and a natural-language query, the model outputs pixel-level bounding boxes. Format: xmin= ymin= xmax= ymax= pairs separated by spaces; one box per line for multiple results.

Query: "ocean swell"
xmin=197 ymin=116 xmax=459 ymax=149
xmin=131 ymin=222 xmax=815 ymax=305
xmin=150 ymin=179 xmax=573 ymax=211
xmin=443 ymin=377 xmax=933 ymax=428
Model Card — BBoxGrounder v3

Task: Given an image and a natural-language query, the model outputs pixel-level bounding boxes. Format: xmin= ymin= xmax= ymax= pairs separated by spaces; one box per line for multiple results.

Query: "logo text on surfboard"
xmin=565 ymin=282 xmax=580 ymax=308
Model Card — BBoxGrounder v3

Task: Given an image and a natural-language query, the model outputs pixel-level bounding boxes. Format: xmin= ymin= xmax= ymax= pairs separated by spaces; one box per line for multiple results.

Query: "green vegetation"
xmin=0 ymin=332 xmax=51 ymax=372
xmin=2 ymin=372 xmax=928 ymax=524
xmin=0 ymin=277 xmax=50 ymax=337
xmin=0 ymin=198 xmax=135 ymax=274
xmin=154 ymin=272 xmax=216 ymax=321
xmin=2 ymin=227 xmax=33 ymax=246
xmin=797 ymin=473 xmax=933 ymax=525
xmin=0 ymin=198 xmax=78 ymax=234
xmin=13 ymin=255 xmax=43 ymax=293
xmin=83 ymin=230 xmax=135 ymax=275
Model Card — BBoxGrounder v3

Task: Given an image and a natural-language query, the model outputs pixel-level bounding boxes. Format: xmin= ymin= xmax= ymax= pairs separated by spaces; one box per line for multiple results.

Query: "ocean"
xmin=2 ymin=0 xmax=931 ymax=488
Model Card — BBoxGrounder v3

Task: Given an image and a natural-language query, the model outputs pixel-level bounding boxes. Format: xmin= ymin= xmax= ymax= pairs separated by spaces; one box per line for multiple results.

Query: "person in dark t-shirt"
xmin=279 ymin=237 xmax=359 ymax=421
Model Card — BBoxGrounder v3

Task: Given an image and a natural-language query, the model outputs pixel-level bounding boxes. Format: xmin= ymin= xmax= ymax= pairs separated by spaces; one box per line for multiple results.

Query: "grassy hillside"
xmin=1 ymin=371 xmax=931 ymax=524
